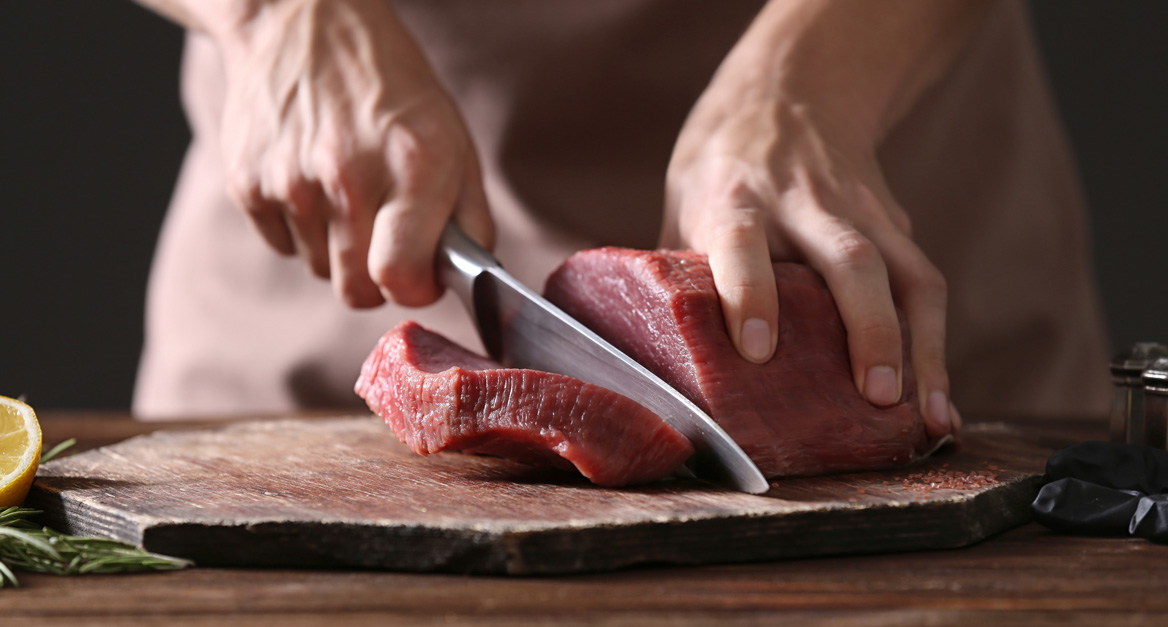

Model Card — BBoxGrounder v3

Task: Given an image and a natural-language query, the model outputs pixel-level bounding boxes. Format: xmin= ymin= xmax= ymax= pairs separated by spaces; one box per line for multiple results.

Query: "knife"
xmin=436 ymin=223 xmax=769 ymax=494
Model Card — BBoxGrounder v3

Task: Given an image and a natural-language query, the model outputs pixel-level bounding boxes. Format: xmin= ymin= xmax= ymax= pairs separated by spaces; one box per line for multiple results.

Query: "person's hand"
xmin=662 ymin=94 xmax=958 ymax=440
xmin=659 ymin=0 xmax=993 ymax=441
xmin=211 ymin=0 xmax=493 ymax=307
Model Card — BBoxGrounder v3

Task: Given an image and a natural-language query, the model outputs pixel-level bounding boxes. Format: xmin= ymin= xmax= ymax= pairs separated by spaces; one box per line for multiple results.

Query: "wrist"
xmin=710 ymin=32 xmax=885 ymax=150
xmin=708 ymin=0 xmax=993 ymax=146
xmin=697 ymin=60 xmax=881 ymax=159
xmin=198 ymin=0 xmax=279 ymax=54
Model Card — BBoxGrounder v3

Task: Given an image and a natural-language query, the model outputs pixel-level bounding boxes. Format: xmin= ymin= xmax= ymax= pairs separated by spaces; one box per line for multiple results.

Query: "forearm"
xmin=132 ymin=0 xmax=401 ymax=60
xmin=132 ymin=0 xmax=433 ymax=90
xmin=131 ymin=0 xmax=256 ymax=40
xmin=719 ymin=0 xmax=995 ymax=144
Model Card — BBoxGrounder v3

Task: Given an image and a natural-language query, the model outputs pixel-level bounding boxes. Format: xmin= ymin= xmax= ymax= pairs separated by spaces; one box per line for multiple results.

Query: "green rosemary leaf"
xmin=0 ymin=507 xmax=192 ymax=587
xmin=0 ymin=507 xmax=40 ymax=528
xmin=0 ymin=526 xmax=62 ymax=561
xmin=40 ymin=438 xmax=77 ymax=464
xmin=0 ymin=559 xmax=17 ymax=588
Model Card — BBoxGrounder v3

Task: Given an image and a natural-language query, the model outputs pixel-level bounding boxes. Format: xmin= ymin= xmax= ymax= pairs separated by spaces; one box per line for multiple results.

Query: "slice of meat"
xmin=355 ymin=320 xmax=694 ymax=486
xmin=544 ymin=248 xmax=931 ymax=477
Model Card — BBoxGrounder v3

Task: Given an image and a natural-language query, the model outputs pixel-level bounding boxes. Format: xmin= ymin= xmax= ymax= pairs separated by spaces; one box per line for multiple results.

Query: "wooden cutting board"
xmin=26 ymin=416 xmax=1058 ymax=575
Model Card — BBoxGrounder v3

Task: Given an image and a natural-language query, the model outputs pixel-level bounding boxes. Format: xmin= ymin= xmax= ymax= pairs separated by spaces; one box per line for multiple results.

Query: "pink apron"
xmin=134 ymin=1 xmax=1112 ymax=419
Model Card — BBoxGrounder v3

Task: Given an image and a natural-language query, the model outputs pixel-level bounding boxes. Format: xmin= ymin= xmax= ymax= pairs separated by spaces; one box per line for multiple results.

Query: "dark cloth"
xmin=1032 ymin=441 xmax=1168 ymax=542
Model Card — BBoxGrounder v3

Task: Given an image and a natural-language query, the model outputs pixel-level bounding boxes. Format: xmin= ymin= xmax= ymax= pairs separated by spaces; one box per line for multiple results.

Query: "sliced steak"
xmin=355 ymin=320 xmax=694 ymax=486
xmin=545 ymin=248 xmax=930 ymax=477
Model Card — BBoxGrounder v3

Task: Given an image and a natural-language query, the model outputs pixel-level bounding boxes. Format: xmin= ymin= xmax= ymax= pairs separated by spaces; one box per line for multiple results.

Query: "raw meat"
xmin=544 ymin=248 xmax=930 ymax=477
xmin=355 ymin=320 xmax=694 ymax=486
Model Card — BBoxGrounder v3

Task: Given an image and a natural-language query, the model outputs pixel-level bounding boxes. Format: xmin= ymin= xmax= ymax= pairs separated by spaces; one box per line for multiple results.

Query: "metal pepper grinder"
xmin=1141 ymin=357 xmax=1168 ymax=449
xmin=1110 ymin=343 xmax=1168 ymax=446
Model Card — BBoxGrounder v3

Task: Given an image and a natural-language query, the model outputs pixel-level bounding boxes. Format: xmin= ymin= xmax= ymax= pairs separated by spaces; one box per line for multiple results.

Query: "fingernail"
xmin=864 ymin=366 xmax=899 ymax=406
xmin=949 ymin=400 xmax=963 ymax=433
xmin=740 ymin=318 xmax=773 ymax=363
xmin=924 ymin=391 xmax=951 ymax=437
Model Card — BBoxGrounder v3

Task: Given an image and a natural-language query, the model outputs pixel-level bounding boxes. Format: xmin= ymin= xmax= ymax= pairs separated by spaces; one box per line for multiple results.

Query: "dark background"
xmin=1 ymin=1 xmax=1165 ymax=410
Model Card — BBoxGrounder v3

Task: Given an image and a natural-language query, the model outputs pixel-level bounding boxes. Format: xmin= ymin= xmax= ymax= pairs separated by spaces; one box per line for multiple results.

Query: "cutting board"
xmin=27 ymin=416 xmax=1057 ymax=575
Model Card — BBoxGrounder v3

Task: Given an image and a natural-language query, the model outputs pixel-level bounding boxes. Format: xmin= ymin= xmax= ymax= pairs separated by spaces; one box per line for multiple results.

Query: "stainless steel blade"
xmin=437 ymin=224 xmax=768 ymax=494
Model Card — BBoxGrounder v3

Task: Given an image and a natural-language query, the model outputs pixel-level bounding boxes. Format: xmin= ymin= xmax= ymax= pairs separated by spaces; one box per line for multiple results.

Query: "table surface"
xmin=9 ymin=411 xmax=1168 ymax=626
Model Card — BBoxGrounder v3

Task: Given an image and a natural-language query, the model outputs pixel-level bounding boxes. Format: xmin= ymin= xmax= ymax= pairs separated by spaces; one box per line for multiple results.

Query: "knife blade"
xmin=436 ymin=223 xmax=769 ymax=494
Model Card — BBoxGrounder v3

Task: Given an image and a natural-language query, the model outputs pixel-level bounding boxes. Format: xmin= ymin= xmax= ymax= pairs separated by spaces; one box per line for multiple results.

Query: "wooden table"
xmin=9 ymin=412 xmax=1168 ymax=626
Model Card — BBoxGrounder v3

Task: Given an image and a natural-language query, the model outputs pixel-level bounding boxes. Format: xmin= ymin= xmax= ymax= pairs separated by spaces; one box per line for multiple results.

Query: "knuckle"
xmin=279 ymin=178 xmax=318 ymax=218
xmin=312 ymin=130 xmax=348 ymax=165
xmin=317 ymin=167 xmax=354 ymax=215
xmin=716 ymin=281 xmax=767 ymax=312
xmin=389 ymin=127 xmax=434 ymax=171
xmin=227 ymin=174 xmax=264 ymax=213
xmin=315 ymin=154 xmax=377 ymax=215
xmin=387 ymin=122 xmax=461 ymax=185
xmin=720 ymin=175 xmax=766 ymax=210
xmin=706 ymin=209 xmax=766 ymax=251
xmin=312 ymin=155 xmax=344 ymax=196
xmin=918 ymin=351 xmax=949 ymax=378
xmin=828 ymin=231 xmax=880 ymax=271
xmin=855 ymin=318 xmax=902 ymax=350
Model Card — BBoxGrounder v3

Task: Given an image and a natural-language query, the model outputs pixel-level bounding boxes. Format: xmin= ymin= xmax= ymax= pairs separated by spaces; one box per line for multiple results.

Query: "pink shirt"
xmin=134 ymin=1 xmax=1111 ymax=419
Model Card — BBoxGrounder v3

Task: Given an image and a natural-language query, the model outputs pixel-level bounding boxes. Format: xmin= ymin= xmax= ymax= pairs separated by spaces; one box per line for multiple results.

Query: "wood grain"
xmin=9 ymin=524 xmax=1168 ymax=625
xmin=14 ymin=412 xmax=1168 ymax=624
xmin=27 ymin=415 xmax=1057 ymax=574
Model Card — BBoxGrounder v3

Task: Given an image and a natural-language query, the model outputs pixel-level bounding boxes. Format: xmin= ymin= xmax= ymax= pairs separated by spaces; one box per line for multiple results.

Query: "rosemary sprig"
xmin=0 ymin=507 xmax=192 ymax=587
xmin=40 ymin=438 xmax=77 ymax=464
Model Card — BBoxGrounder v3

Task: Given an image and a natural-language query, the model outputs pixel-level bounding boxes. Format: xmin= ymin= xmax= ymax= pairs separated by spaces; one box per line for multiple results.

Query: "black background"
xmin=1 ymin=1 xmax=1165 ymax=409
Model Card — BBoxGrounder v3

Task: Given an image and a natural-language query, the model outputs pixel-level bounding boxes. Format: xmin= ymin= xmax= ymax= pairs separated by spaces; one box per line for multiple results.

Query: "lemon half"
xmin=0 ymin=396 xmax=42 ymax=507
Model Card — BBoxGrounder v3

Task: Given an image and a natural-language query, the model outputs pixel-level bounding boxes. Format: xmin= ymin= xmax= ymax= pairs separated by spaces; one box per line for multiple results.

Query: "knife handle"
xmin=436 ymin=222 xmax=501 ymax=308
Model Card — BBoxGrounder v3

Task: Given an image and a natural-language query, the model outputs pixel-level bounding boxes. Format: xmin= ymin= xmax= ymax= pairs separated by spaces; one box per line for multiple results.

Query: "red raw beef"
xmin=355 ymin=320 xmax=694 ymax=486
xmin=544 ymin=248 xmax=931 ymax=477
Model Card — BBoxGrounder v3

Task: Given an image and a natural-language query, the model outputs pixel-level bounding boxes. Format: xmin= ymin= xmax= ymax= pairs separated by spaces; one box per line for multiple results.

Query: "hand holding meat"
xmin=201 ymin=0 xmax=494 ymax=308
xmin=664 ymin=88 xmax=956 ymax=440
xmin=663 ymin=0 xmax=993 ymax=439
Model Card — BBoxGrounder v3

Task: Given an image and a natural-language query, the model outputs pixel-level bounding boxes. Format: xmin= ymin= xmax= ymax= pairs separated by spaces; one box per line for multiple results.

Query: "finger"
xmin=263 ymin=163 xmax=331 ymax=278
xmin=319 ymin=158 xmax=386 ymax=309
xmin=949 ymin=401 xmax=963 ymax=434
xmin=781 ymin=208 xmax=903 ymax=406
xmin=283 ymin=183 xmax=332 ymax=279
xmin=703 ymin=208 xmax=778 ymax=364
xmin=227 ymin=174 xmax=296 ymax=256
xmin=874 ymin=228 xmax=951 ymax=438
xmin=659 ymin=180 xmax=684 ymax=249
xmin=367 ymin=146 xmax=460 ymax=307
xmin=450 ymin=152 xmax=495 ymax=252
xmin=368 ymin=192 xmax=450 ymax=307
